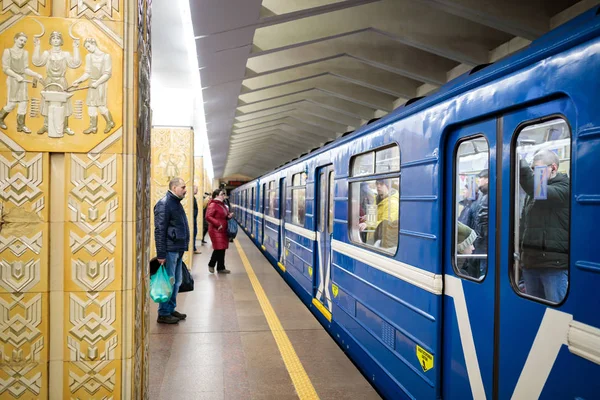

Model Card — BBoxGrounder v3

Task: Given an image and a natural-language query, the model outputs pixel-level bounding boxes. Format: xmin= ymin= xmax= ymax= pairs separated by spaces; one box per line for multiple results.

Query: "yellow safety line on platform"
xmin=234 ymin=239 xmax=320 ymax=400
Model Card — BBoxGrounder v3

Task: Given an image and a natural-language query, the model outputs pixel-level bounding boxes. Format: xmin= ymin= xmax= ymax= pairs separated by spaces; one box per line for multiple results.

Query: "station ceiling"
xmin=189 ymin=0 xmax=597 ymax=179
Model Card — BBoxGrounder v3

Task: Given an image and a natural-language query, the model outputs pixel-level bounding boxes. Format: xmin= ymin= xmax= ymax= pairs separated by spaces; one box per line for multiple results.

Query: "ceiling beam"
xmin=239 ymin=74 xmax=397 ymax=111
xmin=237 ymin=89 xmax=376 ymax=120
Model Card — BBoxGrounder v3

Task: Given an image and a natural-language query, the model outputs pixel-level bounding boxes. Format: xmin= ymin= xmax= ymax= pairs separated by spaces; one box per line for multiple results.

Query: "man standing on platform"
xmin=154 ymin=177 xmax=190 ymax=324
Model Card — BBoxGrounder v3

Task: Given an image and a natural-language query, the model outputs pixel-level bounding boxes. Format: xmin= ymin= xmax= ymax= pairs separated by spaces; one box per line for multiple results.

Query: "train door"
xmin=260 ymin=182 xmax=266 ymax=245
xmin=315 ymin=165 xmax=334 ymax=313
xmin=278 ymin=177 xmax=287 ymax=266
xmin=497 ymin=101 xmax=594 ymax=399
xmin=443 ymin=120 xmax=497 ymax=399
xmin=250 ymin=187 xmax=255 ymax=238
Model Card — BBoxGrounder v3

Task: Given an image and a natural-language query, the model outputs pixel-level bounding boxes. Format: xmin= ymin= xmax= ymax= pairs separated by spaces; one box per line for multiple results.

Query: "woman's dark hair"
xmin=212 ymin=189 xmax=222 ymax=199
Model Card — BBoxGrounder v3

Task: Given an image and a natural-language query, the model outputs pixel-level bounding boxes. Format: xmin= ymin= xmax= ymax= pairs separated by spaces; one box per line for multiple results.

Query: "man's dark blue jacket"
xmin=154 ymin=191 xmax=190 ymax=259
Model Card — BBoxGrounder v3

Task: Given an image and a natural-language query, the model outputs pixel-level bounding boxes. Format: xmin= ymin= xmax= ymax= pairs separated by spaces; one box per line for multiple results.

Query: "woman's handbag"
xmin=149 ymin=264 xmax=173 ymax=303
xmin=227 ymin=218 xmax=238 ymax=239
xmin=179 ymin=262 xmax=194 ymax=293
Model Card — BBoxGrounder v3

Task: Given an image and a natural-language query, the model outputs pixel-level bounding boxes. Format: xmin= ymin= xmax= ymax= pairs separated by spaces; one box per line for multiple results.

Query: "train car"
xmin=231 ymin=7 xmax=600 ymax=399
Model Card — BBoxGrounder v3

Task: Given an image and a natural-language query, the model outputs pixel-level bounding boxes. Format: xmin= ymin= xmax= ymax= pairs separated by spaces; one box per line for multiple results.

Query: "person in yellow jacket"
xmin=359 ymin=179 xmax=399 ymax=248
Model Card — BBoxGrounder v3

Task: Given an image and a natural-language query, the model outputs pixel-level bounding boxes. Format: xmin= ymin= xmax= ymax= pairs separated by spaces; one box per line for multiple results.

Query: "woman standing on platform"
xmin=205 ymin=188 xmax=233 ymax=274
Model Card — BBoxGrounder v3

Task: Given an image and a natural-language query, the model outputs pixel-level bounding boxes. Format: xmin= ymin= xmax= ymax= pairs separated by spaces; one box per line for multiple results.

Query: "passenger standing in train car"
xmin=458 ymin=184 xmax=475 ymax=227
xmin=518 ymin=150 xmax=569 ymax=302
xmin=192 ymin=185 xmax=201 ymax=254
xmin=153 ymin=177 xmax=190 ymax=324
xmin=469 ymin=169 xmax=489 ymax=278
xmin=206 ymin=189 xmax=234 ymax=274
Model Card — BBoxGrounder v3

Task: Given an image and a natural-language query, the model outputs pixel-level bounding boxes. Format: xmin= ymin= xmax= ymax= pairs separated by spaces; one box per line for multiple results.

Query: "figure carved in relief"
xmin=72 ymin=38 xmax=115 ymax=134
xmin=0 ymin=33 xmax=43 ymax=134
xmin=32 ymin=30 xmax=81 ymax=137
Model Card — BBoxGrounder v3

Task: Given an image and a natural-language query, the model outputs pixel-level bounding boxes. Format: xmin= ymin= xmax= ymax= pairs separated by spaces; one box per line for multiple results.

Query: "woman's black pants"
xmin=209 ymin=249 xmax=226 ymax=270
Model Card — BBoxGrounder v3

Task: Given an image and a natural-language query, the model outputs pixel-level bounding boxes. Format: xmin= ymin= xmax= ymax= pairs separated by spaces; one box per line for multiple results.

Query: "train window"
xmin=513 ymin=118 xmax=571 ymax=304
xmin=352 ymin=152 xmax=374 ymax=176
xmin=375 ymin=146 xmax=400 ymax=173
xmin=349 ymin=177 xmax=399 ymax=254
xmin=454 ymin=136 xmax=489 ymax=281
xmin=267 ymin=181 xmax=277 ymax=218
xmin=318 ymin=172 xmax=326 ymax=232
xmin=291 ymin=172 xmax=306 ymax=226
xmin=349 ymin=146 xmax=401 ymax=254
xmin=328 ymin=171 xmax=334 ymax=234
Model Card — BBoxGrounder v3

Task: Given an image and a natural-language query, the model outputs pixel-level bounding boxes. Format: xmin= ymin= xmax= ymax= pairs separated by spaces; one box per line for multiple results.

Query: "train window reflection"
xmin=454 ymin=136 xmax=489 ymax=281
xmin=513 ymin=118 xmax=570 ymax=304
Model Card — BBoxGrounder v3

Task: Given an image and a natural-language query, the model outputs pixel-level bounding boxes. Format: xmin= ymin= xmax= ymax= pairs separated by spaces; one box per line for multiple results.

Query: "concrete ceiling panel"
xmin=233 ymin=117 xmax=337 ymax=139
xmin=190 ymin=0 xmax=262 ymax=36
xmin=195 ymin=26 xmax=256 ymax=65
xmin=253 ymin=0 xmax=512 ymax=65
xmin=415 ymin=0 xmax=580 ymax=40
xmin=261 ymin=0 xmax=344 ymax=15
xmin=239 ymin=75 xmax=396 ymax=111
xmin=247 ymin=31 xmax=456 ymax=85
xmin=227 ymin=109 xmax=350 ymax=132
xmin=233 ymin=101 xmax=361 ymax=127
xmin=242 ymin=56 xmax=422 ymax=98
xmin=231 ymin=128 xmax=324 ymax=145
xmin=236 ymin=89 xmax=376 ymax=120
xmin=232 ymin=125 xmax=326 ymax=143
xmin=199 ymin=45 xmax=252 ymax=88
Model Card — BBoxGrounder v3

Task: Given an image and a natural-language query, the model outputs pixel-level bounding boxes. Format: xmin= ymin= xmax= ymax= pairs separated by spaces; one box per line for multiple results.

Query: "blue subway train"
xmin=231 ymin=7 xmax=600 ymax=399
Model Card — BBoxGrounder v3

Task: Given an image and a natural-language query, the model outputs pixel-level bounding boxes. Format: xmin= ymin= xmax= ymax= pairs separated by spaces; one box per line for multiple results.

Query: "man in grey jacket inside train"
xmin=518 ymin=149 xmax=569 ymax=303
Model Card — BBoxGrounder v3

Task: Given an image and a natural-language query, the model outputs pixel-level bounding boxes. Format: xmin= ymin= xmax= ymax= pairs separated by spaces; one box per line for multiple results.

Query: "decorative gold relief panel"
xmin=0 ymin=17 xmax=123 ymax=153
xmin=0 ymin=151 xmax=48 ymax=221
xmin=0 ymin=362 xmax=47 ymax=399
xmin=64 ymin=290 xmax=121 ymax=362
xmin=0 ymin=292 xmax=48 ymax=364
xmin=69 ymin=0 xmax=123 ymax=21
xmin=65 ymin=359 xmax=120 ymax=399
xmin=0 ymin=223 xmax=47 ymax=294
xmin=0 ymin=1 xmax=51 ymax=26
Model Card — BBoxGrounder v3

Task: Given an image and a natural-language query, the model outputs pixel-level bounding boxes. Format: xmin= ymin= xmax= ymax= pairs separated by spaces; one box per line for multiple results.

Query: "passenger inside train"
xmin=357 ymin=178 xmax=399 ymax=250
xmin=515 ymin=119 xmax=571 ymax=303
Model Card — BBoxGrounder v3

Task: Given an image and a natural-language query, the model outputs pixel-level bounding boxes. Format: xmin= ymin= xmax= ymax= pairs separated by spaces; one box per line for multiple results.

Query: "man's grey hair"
xmin=169 ymin=177 xmax=184 ymax=190
xmin=533 ymin=149 xmax=559 ymax=167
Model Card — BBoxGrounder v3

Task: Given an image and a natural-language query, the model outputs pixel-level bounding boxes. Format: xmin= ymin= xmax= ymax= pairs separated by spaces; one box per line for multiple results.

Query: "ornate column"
xmin=150 ymin=127 xmax=194 ymax=268
xmin=0 ymin=0 xmax=151 ymax=398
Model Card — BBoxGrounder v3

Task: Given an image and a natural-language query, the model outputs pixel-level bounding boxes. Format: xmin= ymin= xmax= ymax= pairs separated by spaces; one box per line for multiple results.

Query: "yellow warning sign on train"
xmin=416 ymin=345 xmax=434 ymax=372
xmin=332 ymin=284 xmax=339 ymax=297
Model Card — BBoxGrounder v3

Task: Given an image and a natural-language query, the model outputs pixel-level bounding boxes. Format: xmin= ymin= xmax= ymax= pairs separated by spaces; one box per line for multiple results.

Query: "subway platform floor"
xmin=148 ymin=232 xmax=381 ymax=400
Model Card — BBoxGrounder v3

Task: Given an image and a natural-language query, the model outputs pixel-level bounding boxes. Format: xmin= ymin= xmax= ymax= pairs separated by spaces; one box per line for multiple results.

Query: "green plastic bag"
xmin=150 ymin=264 xmax=173 ymax=303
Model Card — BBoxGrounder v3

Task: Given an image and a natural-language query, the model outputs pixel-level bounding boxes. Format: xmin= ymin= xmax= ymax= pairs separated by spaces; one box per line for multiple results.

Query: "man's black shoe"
xmin=157 ymin=315 xmax=179 ymax=324
xmin=172 ymin=311 xmax=187 ymax=320
xmin=201 ymin=240 xmax=207 ymax=244
xmin=217 ymin=269 xmax=231 ymax=274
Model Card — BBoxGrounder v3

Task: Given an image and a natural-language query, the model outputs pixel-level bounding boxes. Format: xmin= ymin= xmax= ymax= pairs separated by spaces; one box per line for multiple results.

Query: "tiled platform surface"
xmin=149 ymin=233 xmax=382 ymax=400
